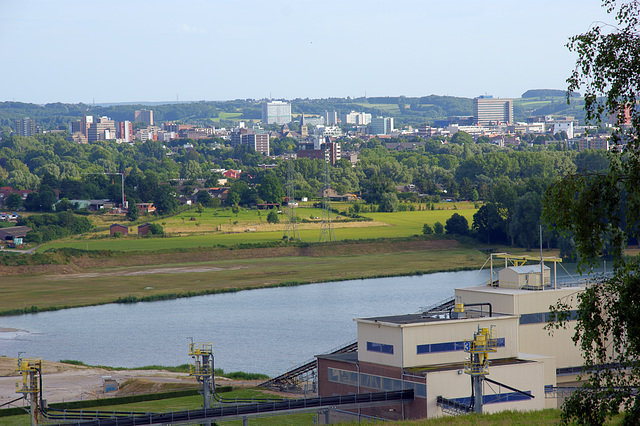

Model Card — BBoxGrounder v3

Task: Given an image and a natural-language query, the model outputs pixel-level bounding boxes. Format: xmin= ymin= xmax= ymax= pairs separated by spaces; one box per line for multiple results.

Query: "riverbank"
xmin=0 ymin=237 xmax=544 ymax=316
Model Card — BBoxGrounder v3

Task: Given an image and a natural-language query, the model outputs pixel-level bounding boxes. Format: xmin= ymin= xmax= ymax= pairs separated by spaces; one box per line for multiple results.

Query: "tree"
xmin=258 ymin=172 xmax=284 ymax=204
xmin=4 ymin=192 xmax=22 ymax=210
xmin=378 ymin=192 xmax=399 ymax=212
xmin=444 ymin=213 xmax=468 ymax=236
xmin=196 ymin=189 xmax=213 ymax=207
xmin=422 ymin=223 xmax=433 ymax=235
xmin=148 ymin=223 xmax=165 ymax=236
xmin=472 ymin=203 xmax=507 ymax=244
xmin=510 ymin=192 xmax=542 ymax=250
xmin=543 ymin=2 xmax=640 ymax=424
xmin=126 ymin=205 xmax=140 ymax=222
xmin=433 ymin=221 xmax=444 ymax=235
xmin=267 ymin=208 xmax=279 ymax=224
xmin=195 ymin=202 xmax=204 ymax=216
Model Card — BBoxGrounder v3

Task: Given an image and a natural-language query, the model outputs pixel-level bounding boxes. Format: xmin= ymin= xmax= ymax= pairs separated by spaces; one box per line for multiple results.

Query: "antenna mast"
xmin=319 ymin=159 xmax=335 ymax=242
xmin=284 ymin=161 xmax=301 ymax=241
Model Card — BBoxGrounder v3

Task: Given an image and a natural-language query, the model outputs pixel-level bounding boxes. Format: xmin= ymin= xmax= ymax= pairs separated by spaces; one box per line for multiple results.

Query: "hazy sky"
xmin=0 ymin=0 xmax=613 ymax=104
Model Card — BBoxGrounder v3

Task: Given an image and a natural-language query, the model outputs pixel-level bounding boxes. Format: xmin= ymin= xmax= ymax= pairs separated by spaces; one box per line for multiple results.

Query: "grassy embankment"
xmin=0 ymin=204 xmax=493 ymax=315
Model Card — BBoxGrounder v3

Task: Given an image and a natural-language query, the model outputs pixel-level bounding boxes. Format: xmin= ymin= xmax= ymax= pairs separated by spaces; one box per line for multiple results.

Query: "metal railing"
xmin=49 ymin=390 xmax=414 ymax=425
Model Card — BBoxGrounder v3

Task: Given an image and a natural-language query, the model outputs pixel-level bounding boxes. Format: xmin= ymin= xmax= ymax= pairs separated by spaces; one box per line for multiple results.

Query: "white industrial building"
xmin=317 ymin=254 xmax=585 ymax=421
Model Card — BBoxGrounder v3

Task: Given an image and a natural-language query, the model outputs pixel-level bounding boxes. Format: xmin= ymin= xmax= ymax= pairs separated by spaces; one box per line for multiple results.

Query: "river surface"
xmin=0 ymin=264 xmax=602 ymax=375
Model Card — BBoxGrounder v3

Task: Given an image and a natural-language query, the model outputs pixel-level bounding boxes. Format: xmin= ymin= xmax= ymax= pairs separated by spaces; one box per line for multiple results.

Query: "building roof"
xmin=0 ymin=226 xmax=32 ymax=239
xmin=356 ymin=312 xmax=512 ymax=326
xmin=505 ymin=265 xmax=550 ymax=275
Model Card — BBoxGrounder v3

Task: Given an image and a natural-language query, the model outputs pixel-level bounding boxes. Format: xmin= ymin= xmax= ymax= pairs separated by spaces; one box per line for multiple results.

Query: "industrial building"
xmin=316 ymin=254 xmax=584 ymax=421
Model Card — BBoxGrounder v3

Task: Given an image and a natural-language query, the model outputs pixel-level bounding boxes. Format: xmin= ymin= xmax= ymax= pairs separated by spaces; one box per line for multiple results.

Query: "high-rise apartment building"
xmin=473 ymin=96 xmax=513 ymax=125
xmin=262 ymin=101 xmax=291 ymax=125
xmin=324 ymin=110 xmax=338 ymax=125
xmin=118 ymin=121 xmax=133 ymax=142
xmin=370 ymin=117 xmax=394 ymax=135
xmin=134 ymin=109 xmax=154 ymax=126
xmin=230 ymin=128 xmax=269 ymax=155
xmin=16 ymin=117 xmax=36 ymax=136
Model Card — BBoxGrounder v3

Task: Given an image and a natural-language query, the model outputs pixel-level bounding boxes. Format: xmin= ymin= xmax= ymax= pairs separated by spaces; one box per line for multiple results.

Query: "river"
xmin=0 ymin=264 xmax=600 ymax=375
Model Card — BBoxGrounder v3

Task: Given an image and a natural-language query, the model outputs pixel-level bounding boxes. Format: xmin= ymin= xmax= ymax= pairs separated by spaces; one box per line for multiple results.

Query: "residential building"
xmin=342 ymin=111 xmax=371 ymax=125
xmin=370 ymin=117 xmax=394 ymax=135
xmin=297 ymin=136 xmax=341 ymax=165
xmin=324 ymin=110 xmax=338 ymax=125
xmin=576 ymin=136 xmax=610 ymax=151
xmin=88 ymin=116 xmax=117 ymax=142
xmin=230 ymin=128 xmax=269 ymax=155
xmin=473 ymin=96 xmax=513 ymax=125
xmin=262 ymin=101 xmax=291 ymax=125
xmin=314 ymin=125 xmax=343 ymax=137
xmin=117 ymin=121 xmax=133 ymax=143
xmin=552 ymin=121 xmax=574 ymax=139
xmin=16 ymin=117 xmax=36 ymax=137
xmin=69 ymin=115 xmax=94 ymax=142
xmin=134 ymin=109 xmax=154 ymax=126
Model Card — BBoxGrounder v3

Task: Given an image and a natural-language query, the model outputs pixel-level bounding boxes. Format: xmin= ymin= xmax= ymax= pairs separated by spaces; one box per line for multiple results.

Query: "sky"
xmin=0 ymin=0 xmax=614 ymax=105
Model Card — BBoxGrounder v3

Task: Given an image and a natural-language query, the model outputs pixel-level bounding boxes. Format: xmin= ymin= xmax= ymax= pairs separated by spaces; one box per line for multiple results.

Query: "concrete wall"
xmin=401 ymin=316 xmax=519 ymax=368
xmin=426 ymin=360 xmax=546 ymax=418
xmin=357 ymin=322 xmax=403 ymax=368
xmin=456 ymin=286 xmax=585 ymax=370
xmin=357 ymin=315 xmax=519 ymax=369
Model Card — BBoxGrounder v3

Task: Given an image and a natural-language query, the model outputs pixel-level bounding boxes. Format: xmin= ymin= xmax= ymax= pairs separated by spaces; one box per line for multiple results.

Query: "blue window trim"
xmin=417 ymin=338 xmax=505 ymax=354
xmin=447 ymin=390 xmax=532 ymax=406
xmin=367 ymin=341 xmax=394 ymax=354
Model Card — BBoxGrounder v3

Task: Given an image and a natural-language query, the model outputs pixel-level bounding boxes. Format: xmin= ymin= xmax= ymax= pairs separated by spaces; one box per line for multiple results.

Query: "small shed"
xmin=0 ymin=226 xmax=31 ymax=241
xmin=498 ymin=265 xmax=550 ymax=289
xmin=138 ymin=223 xmax=152 ymax=236
xmin=110 ymin=223 xmax=129 ymax=236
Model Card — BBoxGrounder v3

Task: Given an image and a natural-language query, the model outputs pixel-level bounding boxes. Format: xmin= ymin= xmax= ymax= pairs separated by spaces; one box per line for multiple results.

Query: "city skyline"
xmin=1 ymin=0 xmax=612 ymax=105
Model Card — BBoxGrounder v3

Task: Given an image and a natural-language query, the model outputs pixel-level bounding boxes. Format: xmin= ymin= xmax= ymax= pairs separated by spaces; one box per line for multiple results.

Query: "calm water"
xmin=0 ymin=264 xmax=601 ymax=375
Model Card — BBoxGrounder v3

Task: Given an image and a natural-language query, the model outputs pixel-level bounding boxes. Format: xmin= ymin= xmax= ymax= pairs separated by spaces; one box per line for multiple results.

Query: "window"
xmin=417 ymin=338 xmax=505 ymax=354
xmin=367 ymin=341 xmax=394 ymax=354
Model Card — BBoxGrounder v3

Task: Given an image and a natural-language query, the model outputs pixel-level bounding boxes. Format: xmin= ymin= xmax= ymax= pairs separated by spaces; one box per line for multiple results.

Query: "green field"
xmin=37 ymin=204 xmax=478 ymax=253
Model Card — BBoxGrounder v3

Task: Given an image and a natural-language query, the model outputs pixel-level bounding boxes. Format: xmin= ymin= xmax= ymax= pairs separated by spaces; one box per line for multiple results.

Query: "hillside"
xmin=0 ymin=90 xmax=585 ymax=131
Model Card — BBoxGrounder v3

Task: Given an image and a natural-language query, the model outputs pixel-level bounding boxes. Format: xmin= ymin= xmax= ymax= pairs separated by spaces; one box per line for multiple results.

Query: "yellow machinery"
xmin=16 ymin=357 xmax=42 ymax=426
xmin=189 ymin=342 xmax=215 ymax=423
xmin=464 ymin=326 xmax=498 ymax=413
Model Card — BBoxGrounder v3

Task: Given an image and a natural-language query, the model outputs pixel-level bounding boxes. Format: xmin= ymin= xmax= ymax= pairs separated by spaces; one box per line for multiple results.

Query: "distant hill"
xmin=521 ymin=89 xmax=580 ymax=98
